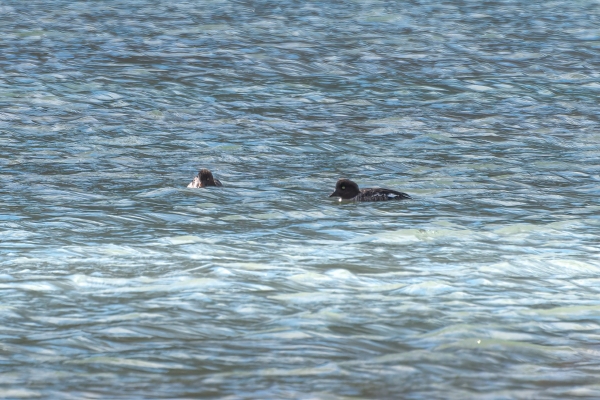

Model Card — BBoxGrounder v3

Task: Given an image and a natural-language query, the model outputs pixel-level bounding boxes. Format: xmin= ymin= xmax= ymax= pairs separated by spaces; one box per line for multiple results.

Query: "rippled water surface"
xmin=2 ymin=0 xmax=600 ymax=398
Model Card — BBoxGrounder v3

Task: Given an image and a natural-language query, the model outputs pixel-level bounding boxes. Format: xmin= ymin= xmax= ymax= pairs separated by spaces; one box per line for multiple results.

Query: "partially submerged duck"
xmin=329 ymin=178 xmax=411 ymax=202
xmin=187 ymin=169 xmax=222 ymax=188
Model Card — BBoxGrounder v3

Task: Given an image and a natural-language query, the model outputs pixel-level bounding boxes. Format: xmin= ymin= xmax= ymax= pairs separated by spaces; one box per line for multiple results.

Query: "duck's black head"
xmin=329 ymin=178 xmax=361 ymax=200
xmin=199 ymin=168 xmax=217 ymax=187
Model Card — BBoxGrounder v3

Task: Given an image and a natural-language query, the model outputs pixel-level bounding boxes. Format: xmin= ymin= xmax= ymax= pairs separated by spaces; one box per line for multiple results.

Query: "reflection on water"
xmin=1 ymin=0 xmax=600 ymax=397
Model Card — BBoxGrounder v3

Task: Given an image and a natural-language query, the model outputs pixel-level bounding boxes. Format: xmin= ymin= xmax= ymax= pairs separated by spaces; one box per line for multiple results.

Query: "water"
xmin=1 ymin=0 xmax=600 ymax=397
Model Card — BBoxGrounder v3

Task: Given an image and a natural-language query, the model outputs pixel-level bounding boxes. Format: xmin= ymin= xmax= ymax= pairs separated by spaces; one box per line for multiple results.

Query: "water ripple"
xmin=1 ymin=0 xmax=600 ymax=397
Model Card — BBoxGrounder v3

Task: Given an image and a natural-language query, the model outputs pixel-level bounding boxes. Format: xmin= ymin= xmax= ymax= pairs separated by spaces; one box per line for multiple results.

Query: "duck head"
xmin=329 ymin=178 xmax=360 ymax=200
xmin=199 ymin=169 xmax=218 ymax=187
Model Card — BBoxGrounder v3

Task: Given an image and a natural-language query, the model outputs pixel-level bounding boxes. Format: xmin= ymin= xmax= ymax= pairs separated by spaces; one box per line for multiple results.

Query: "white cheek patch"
xmin=387 ymin=193 xmax=397 ymax=198
xmin=187 ymin=177 xmax=201 ymax=188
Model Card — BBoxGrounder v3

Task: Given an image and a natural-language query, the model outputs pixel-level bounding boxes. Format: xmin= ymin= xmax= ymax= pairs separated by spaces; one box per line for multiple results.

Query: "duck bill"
xmin=329 ymin=190 xmax=340 ymax=198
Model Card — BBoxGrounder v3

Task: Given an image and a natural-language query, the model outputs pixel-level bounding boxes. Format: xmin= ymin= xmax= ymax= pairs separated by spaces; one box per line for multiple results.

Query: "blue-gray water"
xmin=1 ymin=0 xmax=600 ymax=398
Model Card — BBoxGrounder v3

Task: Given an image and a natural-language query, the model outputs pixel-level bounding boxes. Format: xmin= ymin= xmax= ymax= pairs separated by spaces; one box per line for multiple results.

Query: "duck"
xmin=187 ymin=169 xmax=222 ymax=188
xmin=329 ymin=178 xmax=411 ymax=202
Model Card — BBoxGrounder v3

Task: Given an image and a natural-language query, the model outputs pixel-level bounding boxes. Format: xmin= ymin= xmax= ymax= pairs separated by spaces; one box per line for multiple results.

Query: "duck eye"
xmin=341 ymin=185 xmax=346 ymax=190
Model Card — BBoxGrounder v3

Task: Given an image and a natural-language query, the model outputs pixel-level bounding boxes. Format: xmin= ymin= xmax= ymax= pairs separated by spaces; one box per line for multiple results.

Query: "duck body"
xmin=329 ymin=178 xmax=410 ymax=202
xmin=187 ymin=169 xmax=222 ymax=188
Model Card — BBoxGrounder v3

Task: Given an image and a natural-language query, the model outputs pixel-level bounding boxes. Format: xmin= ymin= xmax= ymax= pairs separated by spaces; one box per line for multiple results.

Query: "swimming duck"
xmin=187 ymin=169 xmax=222 ymax=188
xmin=329 ymin=178 xmax=411 ymax=202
